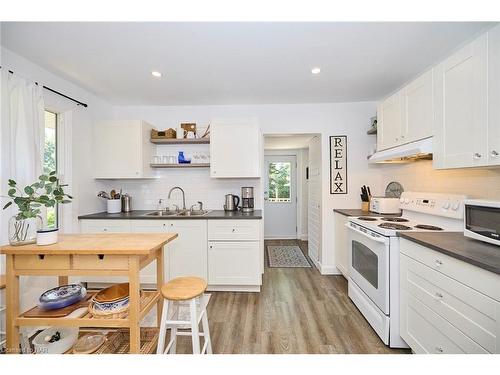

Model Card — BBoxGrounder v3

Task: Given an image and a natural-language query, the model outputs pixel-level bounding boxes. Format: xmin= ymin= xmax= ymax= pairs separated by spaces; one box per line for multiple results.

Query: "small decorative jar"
xmin=8 ymin=215 xmax=43 ymax=246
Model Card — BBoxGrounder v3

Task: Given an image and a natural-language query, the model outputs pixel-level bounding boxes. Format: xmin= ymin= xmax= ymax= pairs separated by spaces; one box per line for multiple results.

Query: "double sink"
xmin=143 ymin=209 xmax=211 ymax=217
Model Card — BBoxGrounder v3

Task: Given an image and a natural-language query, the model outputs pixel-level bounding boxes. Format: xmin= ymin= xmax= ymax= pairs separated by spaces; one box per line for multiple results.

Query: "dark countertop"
xmin=333 ymin=208 xmax=401 ymax=217
xmin=398 ymin=231 xmax=500 ymax=275
xmin=78 ymin=209 xmax=263 ymax=220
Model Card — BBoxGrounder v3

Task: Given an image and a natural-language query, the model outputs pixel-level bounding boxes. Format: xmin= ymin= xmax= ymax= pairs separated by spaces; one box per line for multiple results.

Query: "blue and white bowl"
xmin=92 ymin=297 xmax=129 ymax=312
xmin=39 ymin=284 xmax=87 ymax=310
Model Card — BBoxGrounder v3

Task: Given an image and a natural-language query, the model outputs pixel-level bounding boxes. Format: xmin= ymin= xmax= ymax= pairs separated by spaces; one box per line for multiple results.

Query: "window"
xmin=44 ymin=110 xmax=57 ymax=228
xmin=268 ymin=162 xmax=291 ymax=202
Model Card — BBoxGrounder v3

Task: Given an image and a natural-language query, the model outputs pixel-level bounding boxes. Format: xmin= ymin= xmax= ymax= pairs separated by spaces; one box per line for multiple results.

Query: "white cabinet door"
xmin=80 ymin=220 xmax=131 ymax=233
xmin=166 ymin=220 xmax=207 ymax=280
xmin=377 ymin=91 xmax=403 ymax=151
xmin=131 ymin=220 xmax=207 ymax=283
xmin=488 ymin=25 xmax=500 ymax=166
xmin=210 ymin=119 xmax=261 ymax=178
xmin=208 ymin=241 xmax=260 ymax=285
xmin=433 ymin=33 xmax=488 ymax=169
xmin=403 ymin=69 xmax=434 ymax=144
xmin=94 ymin=120 xmax=153 ymax=179
xmin=334 ymin=213 xmax=349 ymax=277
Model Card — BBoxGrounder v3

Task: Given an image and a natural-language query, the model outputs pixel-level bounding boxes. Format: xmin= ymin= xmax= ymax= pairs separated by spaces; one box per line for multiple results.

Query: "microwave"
xmin=464 ymin=199 xmax=500 ymax=246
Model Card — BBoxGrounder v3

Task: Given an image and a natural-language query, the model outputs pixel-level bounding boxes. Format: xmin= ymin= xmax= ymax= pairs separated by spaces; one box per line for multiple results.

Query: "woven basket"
xmin=151 ymin=128 xmax=176 ymax=139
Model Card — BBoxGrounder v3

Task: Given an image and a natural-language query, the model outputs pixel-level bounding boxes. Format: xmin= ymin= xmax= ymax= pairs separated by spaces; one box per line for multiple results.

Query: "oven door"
xmin=347 ymin=222 xmax=390 ymax=314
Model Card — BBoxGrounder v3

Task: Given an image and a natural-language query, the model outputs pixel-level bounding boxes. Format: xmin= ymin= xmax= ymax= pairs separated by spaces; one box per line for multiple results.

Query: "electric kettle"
xmin=224 ymin=194 xmax=240 ymax=211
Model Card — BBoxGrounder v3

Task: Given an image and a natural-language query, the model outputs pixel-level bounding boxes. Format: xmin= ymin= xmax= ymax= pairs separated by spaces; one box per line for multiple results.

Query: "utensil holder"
xmin=107 ymin=199 xmax=121 ymax=214
xmin=361 ymin=201 xmax=370 ymax=212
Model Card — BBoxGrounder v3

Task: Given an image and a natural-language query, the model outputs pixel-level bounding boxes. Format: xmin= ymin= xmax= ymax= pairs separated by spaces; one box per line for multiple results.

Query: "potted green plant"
xmin=2 ymin=171 xmax=73 ymax=246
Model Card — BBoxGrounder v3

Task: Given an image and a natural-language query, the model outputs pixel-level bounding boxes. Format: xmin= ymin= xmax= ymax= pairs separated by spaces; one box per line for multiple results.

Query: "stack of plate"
xmin=89 ymin=283 xmax=130 ymax=319
xmin=39 ymin=284 xmax=87 ymax=310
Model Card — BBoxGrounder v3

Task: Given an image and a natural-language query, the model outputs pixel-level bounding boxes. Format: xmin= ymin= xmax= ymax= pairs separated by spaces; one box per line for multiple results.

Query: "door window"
xmin=268 ymin=162 xmax=291 ymax=202
xmin=352 ymin=240 xmax=379 ymax=288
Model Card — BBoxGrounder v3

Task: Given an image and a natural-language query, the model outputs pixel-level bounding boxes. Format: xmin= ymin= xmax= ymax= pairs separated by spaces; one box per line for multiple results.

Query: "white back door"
xmin=264 ymin=155 xmax=297 ymax=239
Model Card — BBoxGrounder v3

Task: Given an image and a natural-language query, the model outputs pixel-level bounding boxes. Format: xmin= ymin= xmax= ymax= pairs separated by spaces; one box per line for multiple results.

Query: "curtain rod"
xmin=1 ymin=66 xmax=88 ymax=108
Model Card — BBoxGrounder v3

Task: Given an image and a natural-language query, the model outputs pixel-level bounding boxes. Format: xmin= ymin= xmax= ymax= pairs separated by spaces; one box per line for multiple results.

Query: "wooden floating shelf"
xmin=151 ymin=163 xmax=210 ymax=168
xmin=150 ymin=138 xmax=210 ymax=145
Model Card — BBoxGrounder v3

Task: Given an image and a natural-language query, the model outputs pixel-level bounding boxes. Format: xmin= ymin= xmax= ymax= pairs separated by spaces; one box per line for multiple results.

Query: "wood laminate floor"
xmin=165 ymin=239 xmax=410 ymax=354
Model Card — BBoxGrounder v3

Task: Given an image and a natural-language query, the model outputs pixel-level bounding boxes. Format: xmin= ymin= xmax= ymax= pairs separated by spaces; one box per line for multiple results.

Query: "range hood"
xmin=368 ymin=138 xmax=433 ymax=163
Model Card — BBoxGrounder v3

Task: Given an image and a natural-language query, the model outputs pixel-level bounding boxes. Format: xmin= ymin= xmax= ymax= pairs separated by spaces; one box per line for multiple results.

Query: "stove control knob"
xmin=452 ymin=201 xmax=460 ymax=211
xmin=404 ymin=198 xmax=410 ymax=204
xmin=400 ymin=198 xmax=404 ymax=204
xmin=442 ymin=200 xmax=451 ymax=210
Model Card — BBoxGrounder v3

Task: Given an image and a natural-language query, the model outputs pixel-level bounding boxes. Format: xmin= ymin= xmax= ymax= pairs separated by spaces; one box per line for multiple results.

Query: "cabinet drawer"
xmin=73 ymin=255 xmax=130 ymax=270
xmin=401 ymin=254 xmax=499 ymax=353
xmin=14 ymin=255 xmax=70 ymax=270
xmin=208 ymin=220 xmax=260 ymax=241
xmin=80 ymin=220 xmax=131 ymax=233
xmin=400 ymin=238 xmax=500 ymax=302
xmin=401 ymin=290 xmax=488 ymax=354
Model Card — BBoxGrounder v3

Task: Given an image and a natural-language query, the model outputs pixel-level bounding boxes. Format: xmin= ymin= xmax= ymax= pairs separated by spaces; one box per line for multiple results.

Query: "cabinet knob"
xmin=435 ymin=347 xmax=444 ymax=353
xmin=232 ymin=228 xmax=235 ymax=232
xmin=473 ymin=153 xmax=482 ymax=159
xmin=435 ymin=259 xmax=443 ymax=267
xmin=491 ymin=150 xmax=499 ymax=157
xmin=209 ymin=245 xmax=213 ymax=249
xmin=103 ymin=228 xmax=107 ymax=232
xmin=435 ymin=292 xmax=443 ymax=299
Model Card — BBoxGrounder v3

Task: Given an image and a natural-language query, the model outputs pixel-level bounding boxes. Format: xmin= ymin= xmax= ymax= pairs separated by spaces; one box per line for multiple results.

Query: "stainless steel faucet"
xmin=168 ymin=186 xmax=186 ymax=210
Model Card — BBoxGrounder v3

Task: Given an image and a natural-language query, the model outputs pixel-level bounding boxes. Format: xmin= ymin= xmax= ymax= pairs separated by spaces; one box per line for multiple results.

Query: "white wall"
xmin=110 ymin=102 xmax=380 ymax=273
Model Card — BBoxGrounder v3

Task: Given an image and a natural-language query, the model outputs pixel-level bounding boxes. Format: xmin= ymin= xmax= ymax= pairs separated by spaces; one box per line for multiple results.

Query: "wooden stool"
xmin=156 ymin=277 xmax=212 ymax=354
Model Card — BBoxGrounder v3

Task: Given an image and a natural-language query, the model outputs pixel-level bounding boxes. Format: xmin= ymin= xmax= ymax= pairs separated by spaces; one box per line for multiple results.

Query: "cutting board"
xmin=23 ymin=293 xmax=93 ymax=318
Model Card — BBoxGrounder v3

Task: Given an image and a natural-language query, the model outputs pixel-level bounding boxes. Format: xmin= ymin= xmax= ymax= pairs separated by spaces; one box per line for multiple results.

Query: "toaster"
xmin=369 ymin=197 xmax=401 ymax=214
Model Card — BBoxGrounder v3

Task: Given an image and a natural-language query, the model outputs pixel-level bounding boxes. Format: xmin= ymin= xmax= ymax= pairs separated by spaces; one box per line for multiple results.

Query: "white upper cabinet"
xmin=488 ymin=25 xmax=500 ymax=165
xmin=94 ymin=120 xmax=154 ymax=179
xmin=402 ymin=69 xmax=434 ymax=143
xmin=377 ymin=90 xmax=403 ymax=151
xmin=377 ymin=69 xmax=434 ymax=152
xmin=433 ymin=33 xmax=488 ymax=169
xmin=210 ymin=119 xmax=261 ymax=178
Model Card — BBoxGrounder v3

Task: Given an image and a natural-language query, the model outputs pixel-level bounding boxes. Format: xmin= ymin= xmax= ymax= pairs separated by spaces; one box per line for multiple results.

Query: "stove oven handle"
xmin=345 ymin=222 xmax=387 ymax=244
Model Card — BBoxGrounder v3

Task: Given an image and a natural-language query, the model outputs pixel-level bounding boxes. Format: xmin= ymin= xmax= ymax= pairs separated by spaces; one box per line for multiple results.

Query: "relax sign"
xmin=330 ymin=135 xmax=347 ymax=194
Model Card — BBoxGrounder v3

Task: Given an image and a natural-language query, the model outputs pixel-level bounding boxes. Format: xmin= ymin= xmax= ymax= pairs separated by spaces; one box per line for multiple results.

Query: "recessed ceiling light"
xmin=151 ymin=71 xmax=162 ymax=77
xmin=311 ymin=67 xmax=321 ymax=75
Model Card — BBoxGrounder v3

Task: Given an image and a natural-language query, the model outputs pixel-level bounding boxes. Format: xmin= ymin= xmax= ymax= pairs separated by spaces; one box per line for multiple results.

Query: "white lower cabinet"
xmin=208 ymin=241 xmax=260 ymax=285
xmin=400 ymin=238 xmax=500 ymax=354
xmin=79 ymin=218 xmax=262 ymax=291
xmin=334 ymin=213 xmax=349 ymax=277
xmin=207 ymin=220 xmax=262 ymax=290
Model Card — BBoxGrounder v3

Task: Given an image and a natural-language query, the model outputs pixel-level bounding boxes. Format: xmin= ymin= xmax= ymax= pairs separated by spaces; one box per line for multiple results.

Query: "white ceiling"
xmin=1 ymin=22 xmax=493 ymax=105
xmin=264 ymin=134 xmax=315 ymax=150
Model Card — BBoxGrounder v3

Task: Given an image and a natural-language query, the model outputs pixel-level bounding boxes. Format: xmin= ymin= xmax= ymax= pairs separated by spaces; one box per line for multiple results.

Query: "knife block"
xmin=361 ymin=201 xmax=370 ymax=212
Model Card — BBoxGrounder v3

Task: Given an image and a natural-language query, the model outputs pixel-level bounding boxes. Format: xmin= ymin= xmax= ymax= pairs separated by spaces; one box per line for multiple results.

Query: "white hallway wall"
xmin=109 ymin=103 xmax=380 ymax=273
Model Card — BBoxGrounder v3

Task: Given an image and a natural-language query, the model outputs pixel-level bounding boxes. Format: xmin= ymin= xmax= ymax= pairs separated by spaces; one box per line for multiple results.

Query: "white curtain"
xmin=1 ymin=70 xmax=45 ymax=191
xmin=1 ymin=71 xmax=48 ymax=320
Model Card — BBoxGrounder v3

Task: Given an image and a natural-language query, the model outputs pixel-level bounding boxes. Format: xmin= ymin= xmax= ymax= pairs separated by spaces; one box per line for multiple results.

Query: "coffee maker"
xmin=241 ymin=187 xmax=254 ymax=213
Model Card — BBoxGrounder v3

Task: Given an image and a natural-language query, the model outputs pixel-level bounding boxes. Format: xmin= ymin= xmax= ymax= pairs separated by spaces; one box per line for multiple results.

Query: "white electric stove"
xmin=346 ymin=191 xmax=467 ymax=348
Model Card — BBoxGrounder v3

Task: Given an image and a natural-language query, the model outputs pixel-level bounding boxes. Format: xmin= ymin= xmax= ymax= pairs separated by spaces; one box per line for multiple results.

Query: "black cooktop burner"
xmin=382 ymin=217 xmax=409 ymax=222
xmin=378 ymin=222 xmax=412 ymax=230
xmin=357 ymin=217 xmax=378 ymax=221
xmin=414 ymin=224 xmax=444 ymax=231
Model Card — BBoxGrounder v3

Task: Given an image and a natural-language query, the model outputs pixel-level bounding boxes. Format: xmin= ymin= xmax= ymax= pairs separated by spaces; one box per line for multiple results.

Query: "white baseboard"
xmin=319 ymin=264 xmax=342 ymax=275
xmin=264 ymin=235 xmax=298 ymax=240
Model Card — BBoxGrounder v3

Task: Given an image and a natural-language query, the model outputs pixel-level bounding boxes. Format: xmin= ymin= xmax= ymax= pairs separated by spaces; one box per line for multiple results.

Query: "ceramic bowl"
xmin=39 ymin=284 xmax=87 ymax=310
xmin=93 ymin=283 xmax=129 ymax=303
xmin=33 ymin=327 xmax=79 ymax=354
xmin=92 ymin=297 xmax=129 ymax=312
